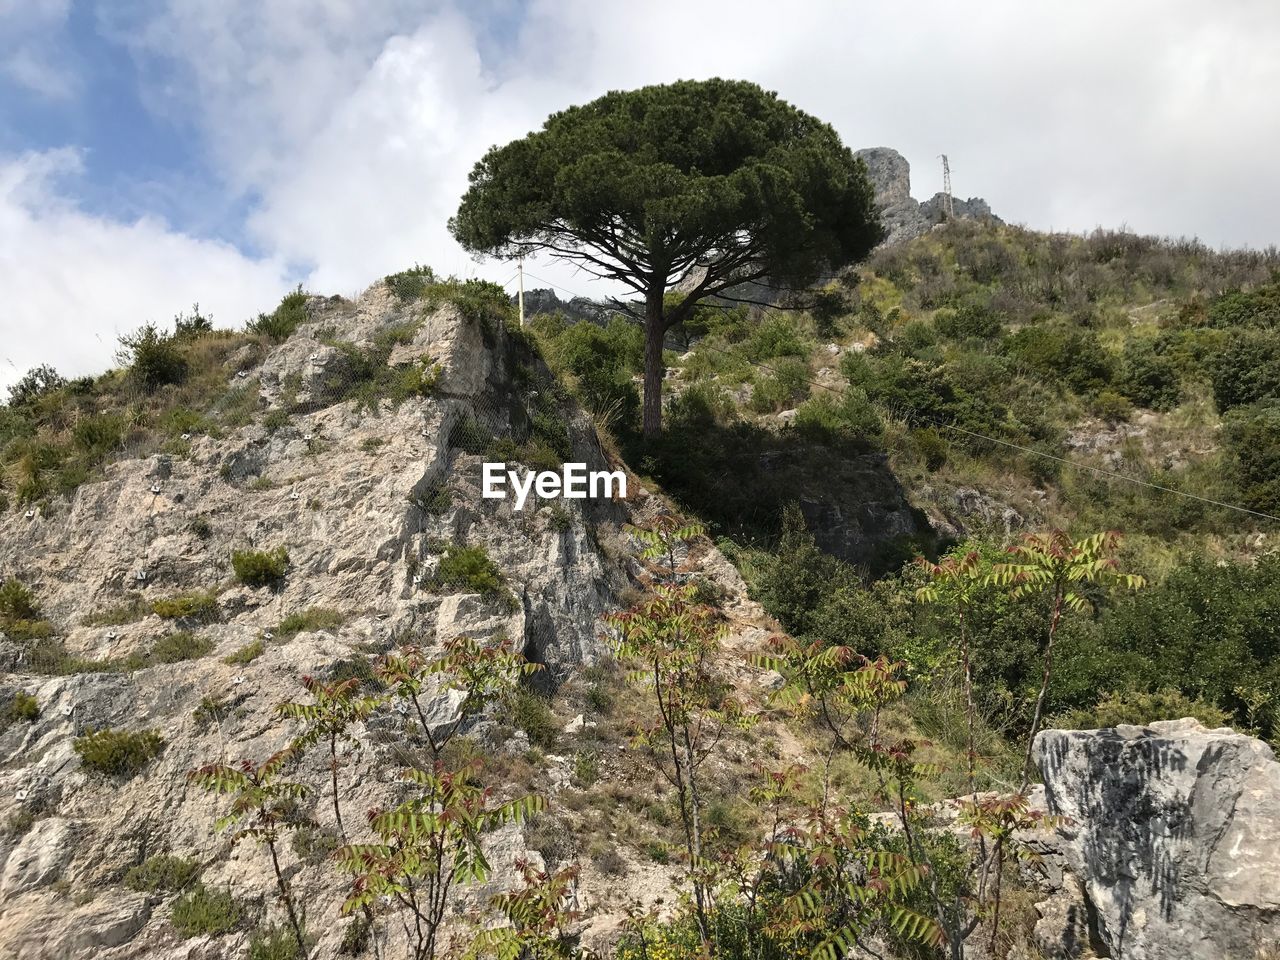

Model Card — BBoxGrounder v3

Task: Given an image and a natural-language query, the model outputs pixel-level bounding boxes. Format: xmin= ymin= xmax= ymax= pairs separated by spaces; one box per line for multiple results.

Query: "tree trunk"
xmin=642 ymin=294 xmax=665 ymax=439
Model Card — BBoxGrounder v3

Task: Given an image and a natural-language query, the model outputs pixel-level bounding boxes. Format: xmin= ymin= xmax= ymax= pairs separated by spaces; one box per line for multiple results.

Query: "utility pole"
xmin=517 ymin=258 xmax=525 ymax=328
xmin=939 ymin=154 xmax=955 ymax=220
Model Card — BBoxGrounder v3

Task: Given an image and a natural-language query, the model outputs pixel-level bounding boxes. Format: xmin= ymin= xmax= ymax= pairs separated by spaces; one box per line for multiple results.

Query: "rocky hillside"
xmin=0 ymin=284 xmax=790 ymax=958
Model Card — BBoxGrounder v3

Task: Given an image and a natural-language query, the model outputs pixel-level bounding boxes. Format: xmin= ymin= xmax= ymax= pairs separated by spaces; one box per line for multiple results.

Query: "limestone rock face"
xmin=0 ymin=281 xmax=640 ymax=959
xmin=1034 ymin=719 xmax=1280 ymax=959
xmin=854 ymin=146 xmax=1001 ymax=245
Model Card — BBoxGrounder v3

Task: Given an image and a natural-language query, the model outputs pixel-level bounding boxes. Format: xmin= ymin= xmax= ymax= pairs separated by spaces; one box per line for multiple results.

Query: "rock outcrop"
xmin=1033 ymin=719 xmax=1280 ymax=959
xmin=0 ymin=285 xmax=642 ymax=957
xmin=853 ymin=147 xmax=1000 ymax=245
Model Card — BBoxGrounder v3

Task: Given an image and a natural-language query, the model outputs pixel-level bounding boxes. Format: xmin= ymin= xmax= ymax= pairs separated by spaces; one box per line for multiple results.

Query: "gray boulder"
xmin=1034 ymin=718 xmax=1280 ymax=959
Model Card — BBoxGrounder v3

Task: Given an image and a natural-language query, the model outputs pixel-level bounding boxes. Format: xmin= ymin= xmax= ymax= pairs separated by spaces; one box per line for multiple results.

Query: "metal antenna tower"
xmin=939 ymin=154 xmax=955 ymax=220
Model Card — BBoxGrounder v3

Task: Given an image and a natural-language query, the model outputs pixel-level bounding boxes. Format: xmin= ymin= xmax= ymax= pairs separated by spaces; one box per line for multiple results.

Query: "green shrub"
xmin=338 ymin=916 xmax=371 ymax=956
xmin=1223 ymin=402 xmax=1280 ymax=513
xmin=124 ymin=854 xmax=202 ymax=893
xmin=1211 ymin=330 xmax=1280 ymax=411
xmin=151 ymin=591 xmax=219 ymax=623
xmin=150 ymin=631 xmax=214 ymax=664
xmin=222 ymin=640 xmax=264 ymax=670
xmin=1049 ymin=688 xmax=1232 ymax=731
xmin=170 ymin=883 xmax=241 ymax=938
xmin=434 ymin=545 xmax=506 ymax=599
xmin=791 ymin=388 xmax=882 ymax=450
xmin=72 ymin=413 xmax=126 ymax=459
xmin=741 ymin=315 xmax=810 ymax=362
xmin=384 ymin=264 xmax=437 ymax=302
xmin=231 ymin=547 xmax=290 ymax=587
xmin=277 ymin=607 xmax=344 ymax=637
xmin=502 ymin=689 xmax=558 ymax=748
xmin=116 ymin=324 xmax=188 ymax=392
xmin=7 ymin=364 xmax=66 ymax=407
xmin=1119 ymin=339 xmax=1181 ymax=410
xmin=192 ymin=695 xmax=227 ymax=728
xmin=748 ymin=358 xmax=810 ymax=413
xmin=1004 ymin=324 xmax=1113 ymax=393
xmin=248 ymin=286 xmax=309 ymax=341
xmin=74 ymin=727 xmax=165 ymax=776
xmin=249 ymin=924 xmax=310 ymax=960
xmin=935 ymin=302 xmax=1002 ymax=340
xmin=83 ymin=597 xmax=149 ymax=626
xmin=0 ymin=579 xmax=40 ymax=621
xmin=1207 ymin=279 xmax=1280 ymax=329
xmin=4 ymin=691 xmax=39 ymax=725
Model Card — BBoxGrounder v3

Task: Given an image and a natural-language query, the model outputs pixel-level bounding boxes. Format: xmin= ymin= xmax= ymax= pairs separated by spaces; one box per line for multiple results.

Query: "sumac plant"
xmin=336 ymin=761 xmax=545 ymax=960
xmin=188 ymin=748 xmax=311 ymax=956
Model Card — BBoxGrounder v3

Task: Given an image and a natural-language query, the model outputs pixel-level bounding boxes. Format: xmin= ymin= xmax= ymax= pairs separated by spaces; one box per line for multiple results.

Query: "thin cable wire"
xmin=497 ymin=273 xmax=1280 ymax=526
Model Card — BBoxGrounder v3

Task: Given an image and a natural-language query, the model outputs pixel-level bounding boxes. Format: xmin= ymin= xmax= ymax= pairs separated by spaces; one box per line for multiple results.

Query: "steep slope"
xmin=0 ymin=284 xmax=673 ymax=957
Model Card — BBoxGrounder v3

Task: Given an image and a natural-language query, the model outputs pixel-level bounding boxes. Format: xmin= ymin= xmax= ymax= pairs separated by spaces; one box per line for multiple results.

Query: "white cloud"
xmin=7 ymin=0 xmax=1280 ymax=388
xmin=0 ymin=0 xmax=76 ymax=99
xmin=0 ymin=148 xmax=290 ymax=394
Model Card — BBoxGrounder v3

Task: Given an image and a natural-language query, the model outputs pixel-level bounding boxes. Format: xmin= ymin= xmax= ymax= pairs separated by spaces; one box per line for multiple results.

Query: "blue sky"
xmin=3 ymin=0 xmax=1279 ymax=392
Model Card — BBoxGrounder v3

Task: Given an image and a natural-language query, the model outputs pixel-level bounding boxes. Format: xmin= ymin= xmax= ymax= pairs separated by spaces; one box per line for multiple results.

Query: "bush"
xmin=791 ymin=389 xmax=882 ymax=450
xmin=223 ymin=640 xmax=265 ymax=666
xmin=935 ymin=302 xmax=1002 ymax=340
xmin=1211 ymin=330 xmax=1280 ymax=411
xmin=74 ymin=727 xmax=165 ymax=776
xmin=1005 ymin=324 xmax=1113 ymax=393
xmin=748 ymin=358 xmax=810 ymax=413
xmin=124 ymin=854 xmax=202 ymax=893
xmin=170 ymin=883 xmax=241 ymax=938
xmin=232 ymin=547 xmax=290 ymax=587
xmin=741 ymin=315 xmax=811 ymax=362
xmin=249 ymin=924 xmax=309 ymax=960
xmin=1049 ymin=688 xmax=1232 ymax=731
xmin=248 ymin=286 xmax=309 ymax=341
xmin=151 ymin=631 xmax=214 ymax=664
xmin=384 ymin=264 xmax=438 ymax=302
xmin=434 ymin=545 xmax=506 ymax=598
xmin=4 ymin=691 xmax=39 ymax=725
xmin=502 ymin=688 xmax=558 ymax=748
xmin=151 ymin=591 xmax=219 ymax=622
xmin=117 ymin=324 xmax=188 ymax=392
xmin=7 ymin=364 xmax=66 ymax=407
xmin=1119 ymin=339 xmax=1181 ymax=410
xmin=0 ymin=579 xmax=40 ymax=621
xmin=1223 ymin=402 xmax=1280 ymax=513
xmin=277 ymin=607 xmax=344 ymax=637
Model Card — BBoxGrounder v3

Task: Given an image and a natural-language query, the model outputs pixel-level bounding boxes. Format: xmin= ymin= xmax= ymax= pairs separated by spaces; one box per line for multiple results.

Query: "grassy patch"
xmin=276 ymin=607 xmax=345 ymax=638
xmin=170 ymin=883 xmax=241 ymax=938
xmin=223 ymin=639 xmax=265 ymax=666
xmin=124 ymin=854 xmax=202 ymax=893
xmin=74 ymin=727 xmax=165 ymax=777
xmin=151 ymin=591 xmax=219 ymax=623
xmin=231 ymin=547 xmax=290 ymax=587
xmin=150 ymin=631 xmax=214 ymax=664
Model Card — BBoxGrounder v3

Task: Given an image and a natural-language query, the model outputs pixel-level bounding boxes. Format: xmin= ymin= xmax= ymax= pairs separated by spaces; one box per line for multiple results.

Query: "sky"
xmin=2 ymin=0 xmax=1279 ymax=393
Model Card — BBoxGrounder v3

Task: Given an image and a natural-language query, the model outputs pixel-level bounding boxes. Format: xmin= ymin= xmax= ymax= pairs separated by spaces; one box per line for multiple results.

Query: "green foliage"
xmin=74 ymin=727 xmax=165 ymax=776
xmin=935 ymin=302 xmax=1002 ymax=340
xmin=151 ymin=591 xmax=219 ymax=622
xmin=3 ymin=691 xmax=39 ymax=726
xmin=791 ymin=387 xmax=882 ymax=450
xmin=232 ymin=547 xmax=290 ymax=587
xmin=170 ymin=883 xmax=241 ymax=938
xmin=151 ymin=631 xmax=215 ymax=664
xmin=451 ymin=78 xmax=881 ymax=434
xmin=433 ymin=544 xmax=507 ymax=600
xmin=502 ymin=689 xmax=559 ymax=749
xmin=530 ymin=314 xmax=643 ymax=423
xmin=1223 ymin=402 xmax=1280 ymax=513
xmin=277 ymin=607 xmax=345 ymax=638
xmin=0 ymin=578 xmax=40 ymax=621
xmin=117 ymin=323 xmax=189 ymax=392
xmin=1004 ymin=323 xmax=1113 ymax=393
xmin=1119 ymin=338 xmax=1182 ymax=410
xmin=1212 ymin=329 xmax=1280 ymax=411
xmin=1207 ymin=278 xmax=1280 ymax=329
xmin=748 ymin=357 xmax=810 ymax=413
xmin=124 ymin=854 xmax=202 ymax=893
xmin=384 ymin=264 xmax=438 ymax=302
xmin=248 ymin=286 xmax=309 ymax=341
xmin=223 ymin=639 xmax=265 ymax=665
xmin=7 ymin=364 xmax=67 ymax=407
xmin=1049 ymin=687 xmax=1232 ymax=731
xmin=249 ymin=924 xmax=313 ymax=960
